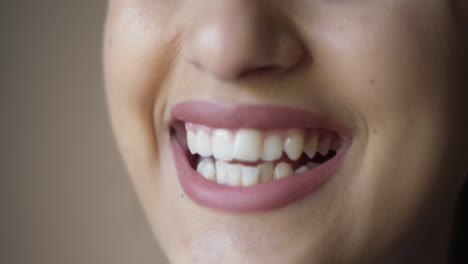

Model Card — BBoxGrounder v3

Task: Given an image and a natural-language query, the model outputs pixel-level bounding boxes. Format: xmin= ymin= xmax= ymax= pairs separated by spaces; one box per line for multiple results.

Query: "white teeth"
xmin=294 ymin=165 xmax=309 ymax=175
xmin=284 ymin=130 xmax=305 ymax=160
xmin=317 ymin=134 xmax=331 ymax=156
xmin=233 ymin=129 xmax=263 ymax=162
xmin=197 ymin=157 xmax=216 ymax=181
xmin=195 ymin=159 xmax=322 ymax=186
xmin=195 ymin=130 xmax=212 ymax=157
xmin=187 ymin=124 xmax=339 ymax=163
xmin=261 ymin=134 xmax=283 ymax=162
xmin=187 ymin=131 xmax=197 ymax=154
xmin=242 ymin=166 xmax=260 ymax=186
xmin=212 ymin=129 xmax=234 ymax=161
xmin=304 ymin=132 xmax=318 ymax=159
xmin=258 ymin=162 xmax=274 ymax=183
xmin=215 ymin=160 xmax=228 ymax=184
xmin=274 ymin=162 xmax=293 ymax=179
xmin=227 ymin=163 xmax=242 ymax=186
xmin=189 ymin=123 xmax=340 ymax=186
xmin=306 ymin=162 xmax=320 ymax=169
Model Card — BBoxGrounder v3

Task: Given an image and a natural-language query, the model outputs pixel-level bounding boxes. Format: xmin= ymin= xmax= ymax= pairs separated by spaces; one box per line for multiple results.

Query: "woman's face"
xmin=104 ymin=1 xmax=468 ymax=263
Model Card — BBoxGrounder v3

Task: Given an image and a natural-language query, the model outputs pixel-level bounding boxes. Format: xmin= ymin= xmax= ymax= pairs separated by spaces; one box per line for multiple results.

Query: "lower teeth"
xmin=195 ymin=157 xmax=323 ymax=187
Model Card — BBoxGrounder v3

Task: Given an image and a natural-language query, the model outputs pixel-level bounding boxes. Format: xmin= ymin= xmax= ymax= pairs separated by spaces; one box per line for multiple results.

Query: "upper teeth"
xmin=186 ymin=123 xmax=336 ymax=162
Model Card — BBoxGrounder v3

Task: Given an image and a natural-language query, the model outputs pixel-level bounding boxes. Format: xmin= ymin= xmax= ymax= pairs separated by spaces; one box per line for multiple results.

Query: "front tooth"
xmin=258 ymin=162 xmax=274 ymax=183
xmin=295 ymin=165 xmax=309 ymax=175
xmin=215 ymin=160 xmax=228 ymax=184
xmin=242 ymin=166 xmax=260 ymax=186
xmin=274 ymin=162 xmax=293 ymax=179
xmin=284 ymin=131 xmax=305 ymax=160
xmin=261 ymin=135 xmax=283 ymax=161
xmin=318 ymin=134 xmax=331 ymax=156
xmin=196 ymin=130 xmax=212 ymax=157
xmin=227 ymin=163 xmax=242 ymax=186
xmin=233 ymin=129 xmax=262 ymax=162
xmin=304 ymin=132 xmax=318 ymax=159
xmin=212 ymin=129 xmax=234 ymax=161
xmin=197 ymin=158 xmax=216 ymax=181
xmin=187 ymin=131 xmax=197 ymax=154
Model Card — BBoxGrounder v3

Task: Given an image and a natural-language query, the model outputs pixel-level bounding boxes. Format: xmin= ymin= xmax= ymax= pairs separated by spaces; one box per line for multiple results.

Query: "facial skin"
xmin=104 ymin=1 xmax=468 ymax=263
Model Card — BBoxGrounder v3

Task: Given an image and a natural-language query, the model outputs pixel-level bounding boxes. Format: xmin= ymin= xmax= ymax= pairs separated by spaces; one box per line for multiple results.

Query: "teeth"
xmin=242 ymin=166 xmax=260 ymax=186
xmin=274 ymin=162 xmax=293 ymax=179
xmin=304 ymin=132 xmax=318 ymax=159
xmin=261 ymin=134 xmax=283 ymax=161
xmin=306 ymin=162 xmax=320 ymax=169
xmin=294 ymin=165 xmax=309 ymax=175
xmin=227 ymin=163 xmax=242 ymax=186
xmin=233 ymin=129 xmax=263 ymax=162
xmin=215 ymin=160 xmax=228 ymax=184
xmin=195 ymin=130 xmax=212 ymax=157
xmin=212 ymin=129 xmax=234 ymax=161
xmin=189 ymin=123 xmax=340 ymax=186
xmin=284 ymin=130 xmax=305 ymax=160
xmin=197 ymin=157 xmax=216 ymax=181
xmin=258 ymin=162 xmax=274 ymax=183
xmin=195 ymin=159 xmax=325 ymax=186
xmin=187 ymin=131 xmax=197 ymax=154
xmin=317 ymin=134 xmax=331 ymax=156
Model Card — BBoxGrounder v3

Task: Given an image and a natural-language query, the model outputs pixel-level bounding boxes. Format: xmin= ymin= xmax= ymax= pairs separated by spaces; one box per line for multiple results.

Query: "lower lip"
xmin=170 ymin=136 xmax=350 ymax=213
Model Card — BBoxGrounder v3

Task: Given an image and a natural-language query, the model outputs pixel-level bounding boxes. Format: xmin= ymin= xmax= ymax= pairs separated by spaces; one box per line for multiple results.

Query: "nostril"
xmin=238 ymin=65 xmax=282 ymax=79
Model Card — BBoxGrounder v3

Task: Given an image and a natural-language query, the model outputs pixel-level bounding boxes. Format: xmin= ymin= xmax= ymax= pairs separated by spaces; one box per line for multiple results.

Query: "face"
xmin=104 ymin=1 xmax=468 ymax=263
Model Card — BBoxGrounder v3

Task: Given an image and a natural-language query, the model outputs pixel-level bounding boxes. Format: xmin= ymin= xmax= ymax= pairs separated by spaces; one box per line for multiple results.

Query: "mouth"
xmin=170 ymin=101 xmax=352 ymax=212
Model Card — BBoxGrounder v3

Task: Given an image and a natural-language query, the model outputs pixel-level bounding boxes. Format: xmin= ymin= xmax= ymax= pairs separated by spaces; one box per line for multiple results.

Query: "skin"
xmin=103 ymin=1 xmax=468 ymax=263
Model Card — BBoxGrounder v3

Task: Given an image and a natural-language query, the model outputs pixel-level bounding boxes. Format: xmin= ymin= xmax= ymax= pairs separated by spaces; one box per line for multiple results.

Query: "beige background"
xmin=1 ymin=1 xmax=167 ymax=263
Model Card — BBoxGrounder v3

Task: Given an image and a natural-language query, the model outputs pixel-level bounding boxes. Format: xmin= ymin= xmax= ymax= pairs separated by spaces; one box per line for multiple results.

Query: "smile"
xmin=170 ymin=101 xmax=352 ymax=212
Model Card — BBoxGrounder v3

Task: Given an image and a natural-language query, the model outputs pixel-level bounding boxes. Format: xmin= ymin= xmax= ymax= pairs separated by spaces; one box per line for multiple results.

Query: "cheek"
xmin=310 ymin=2 xmax=462 ymax=143
xmin=104 ymin=5 xmax=177 ymax=113
xmin=104 ymin=4 xmax=182 ymax=161
xmin=304 ymin=1 xmax=467 ymax=249
xmin=103 ymin=3 xmax=194 ymax=254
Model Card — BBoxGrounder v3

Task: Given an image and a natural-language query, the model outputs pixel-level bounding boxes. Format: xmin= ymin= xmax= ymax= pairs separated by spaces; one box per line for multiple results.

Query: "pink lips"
xmin=170 ymin=101 xmax=351 ymax=212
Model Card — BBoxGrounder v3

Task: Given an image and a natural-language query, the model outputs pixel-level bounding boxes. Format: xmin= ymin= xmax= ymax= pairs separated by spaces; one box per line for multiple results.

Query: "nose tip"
xmin=184 ymin=1 xmax=305 ymax=81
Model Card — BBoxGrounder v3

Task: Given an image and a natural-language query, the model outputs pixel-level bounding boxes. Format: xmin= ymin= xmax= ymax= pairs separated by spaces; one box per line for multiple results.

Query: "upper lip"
xmin=170 ymin=100 xmax=352 ymax=137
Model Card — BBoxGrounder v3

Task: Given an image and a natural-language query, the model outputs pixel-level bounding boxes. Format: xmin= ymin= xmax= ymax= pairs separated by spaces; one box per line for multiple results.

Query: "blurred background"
xmin=0 ymin=1 xmax=167 ymax=263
